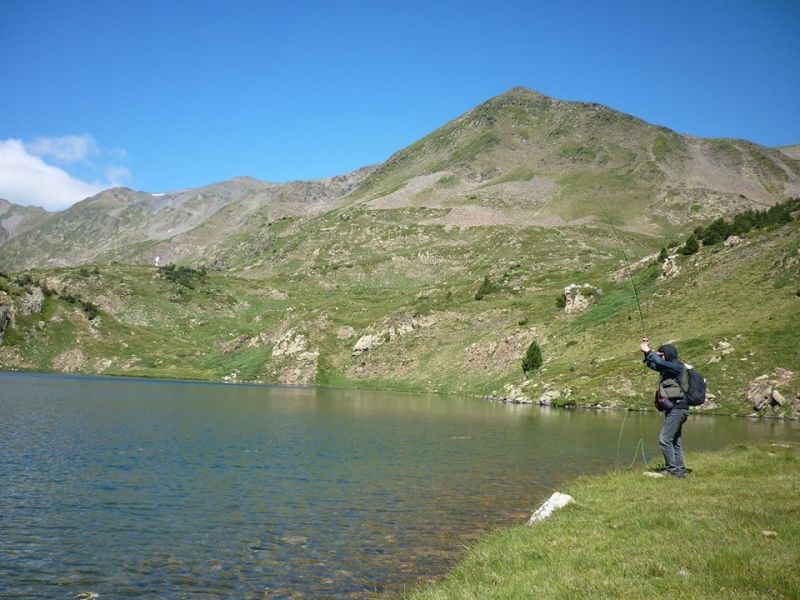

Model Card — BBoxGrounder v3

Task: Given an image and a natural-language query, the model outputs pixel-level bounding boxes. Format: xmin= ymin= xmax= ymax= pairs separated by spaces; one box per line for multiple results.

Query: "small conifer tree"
xmin=522 ymin=340 xmax=543 ymax=374
xmin=682 ymin=234 xmax=699 ymax=255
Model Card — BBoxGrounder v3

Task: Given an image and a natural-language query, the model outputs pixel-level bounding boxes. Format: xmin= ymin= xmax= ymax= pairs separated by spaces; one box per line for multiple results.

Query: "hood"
xmin=658 ymin=344 xmax=679 ymax=362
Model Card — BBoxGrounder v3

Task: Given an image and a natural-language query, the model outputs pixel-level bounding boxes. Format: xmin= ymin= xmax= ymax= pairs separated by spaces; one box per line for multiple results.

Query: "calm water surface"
xmin=1 ymin=373 xmax=797 ymax=598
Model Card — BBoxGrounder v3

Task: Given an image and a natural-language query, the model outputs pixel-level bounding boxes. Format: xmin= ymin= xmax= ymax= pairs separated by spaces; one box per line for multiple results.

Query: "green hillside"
xmin=2 ymin=213 xmax=798 ymax=418
xmin=1 ymin=88 xmax=798 ymax=418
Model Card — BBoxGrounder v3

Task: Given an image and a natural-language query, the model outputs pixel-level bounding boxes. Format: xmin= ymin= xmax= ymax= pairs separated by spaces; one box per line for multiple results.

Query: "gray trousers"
xmin=659 ymin=408 xmax=689 ymax=474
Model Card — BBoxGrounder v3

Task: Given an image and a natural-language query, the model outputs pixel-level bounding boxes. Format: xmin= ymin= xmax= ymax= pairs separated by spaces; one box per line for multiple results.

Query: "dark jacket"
xmin=644 ymin=344 xmax=689 ymax=410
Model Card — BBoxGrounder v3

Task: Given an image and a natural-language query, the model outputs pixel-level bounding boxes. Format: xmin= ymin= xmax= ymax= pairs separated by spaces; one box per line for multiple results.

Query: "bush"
xmin=475 ymin=275 xmax=497 ymax=300
xmin=692 ymin=197 xmax=799 ymax=247
xmin=522 ymin=340 xmax=543 ymax=374
xmin=82 ymin=300 xmax=100 ymax=320
xmin=682 ymin=234 xmax=699 ymax=255
xmin=159 ymin=263 xmax=208 ymax=288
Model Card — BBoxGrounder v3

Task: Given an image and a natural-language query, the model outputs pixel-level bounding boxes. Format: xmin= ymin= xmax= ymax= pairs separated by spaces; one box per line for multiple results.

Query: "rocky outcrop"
xmin=351 ymin=313 xmax=438 ymax=355
xmin=0 ymin=287 xmax=45 ymax=344
xmin=562 ymin=284 xmax=601 ymax=314
xmin=658 ymin=255 xmax=680 ymax=280
xmin=725 ymin=235 xmax=745 ymax=247
xmin=0 ymin=297 xmax=12 ymax=344
xmin=53 ymin=348 xmax=86 ymax=373
xmin=466 ymin=328 xmax=540 ymax=375
xmin=17 ymin=286 xmax=45 ymax=316
xmin=748 ymin=368 xmax=797 ymax=415
xmin=353 ymin=333 xmax=385 ymax=355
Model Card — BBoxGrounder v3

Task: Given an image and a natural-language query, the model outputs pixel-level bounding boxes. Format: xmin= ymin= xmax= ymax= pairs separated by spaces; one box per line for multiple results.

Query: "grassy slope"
xmin=1 ymin=218 xmax=798 ymax=416
xmin=404 ymin=442 xmax=800 ymax=600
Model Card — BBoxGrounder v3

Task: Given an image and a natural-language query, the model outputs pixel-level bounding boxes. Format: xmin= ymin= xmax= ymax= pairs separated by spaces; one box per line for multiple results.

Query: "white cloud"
xmin=0 ymin=138 xmax=130 ymax=212
xmin=25 ymin=134 xmax=99 ymax=164
xmin=105 ymin=165 xmax=132 ymax=183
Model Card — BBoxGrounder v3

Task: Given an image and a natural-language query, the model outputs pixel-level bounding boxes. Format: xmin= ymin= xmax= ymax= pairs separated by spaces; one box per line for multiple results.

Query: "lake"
xmin=1 ymin=372 xmax=797 ymax=598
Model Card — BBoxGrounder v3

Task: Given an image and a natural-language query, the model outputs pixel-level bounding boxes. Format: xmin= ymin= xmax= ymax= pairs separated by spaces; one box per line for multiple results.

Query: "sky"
xmin=1 ymin=0 xmax=799 ymax=211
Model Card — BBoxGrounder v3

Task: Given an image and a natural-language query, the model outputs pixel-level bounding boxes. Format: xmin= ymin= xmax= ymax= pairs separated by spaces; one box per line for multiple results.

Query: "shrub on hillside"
xmin=694 ymin=197 xmax=800 ymax=247
xmin=475 ymin=275 xmax=497 ymax=300
xmin=682 ymin=234 xmax=699 ymax=255
xmin=522 ymin=340 xmax=543 ymax=374
xmin=159 ymin=263 xmax=208 ymax=289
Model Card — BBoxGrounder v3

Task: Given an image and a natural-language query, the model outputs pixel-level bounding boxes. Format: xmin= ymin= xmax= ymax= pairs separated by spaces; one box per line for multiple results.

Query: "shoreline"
xmin=402 ymin=441 xmax=800 ymax=599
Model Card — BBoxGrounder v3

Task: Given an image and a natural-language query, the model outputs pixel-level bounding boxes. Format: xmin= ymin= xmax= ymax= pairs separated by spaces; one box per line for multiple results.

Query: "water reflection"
xmin=0 ymin=372 xmax=796 ymax=598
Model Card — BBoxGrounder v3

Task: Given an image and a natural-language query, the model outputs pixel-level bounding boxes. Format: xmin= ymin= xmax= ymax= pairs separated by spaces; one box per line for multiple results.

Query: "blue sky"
xmin=1 ymin=0 xmax=798 ymax=211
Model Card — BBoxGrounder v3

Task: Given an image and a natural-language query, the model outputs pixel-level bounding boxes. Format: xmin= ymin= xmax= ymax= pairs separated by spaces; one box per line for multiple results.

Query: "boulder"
xmin=717 ymin=340 xmax=735 ymax=355
xmin=352 ymin=334 xmax=383 ymax=355
xmin=527 ymin=492 xmax=574 ymax=525
xmin=748 ymin=369 xmax=796 ymax=412
xmin=725 ymin=235 xmax=744 ymax=247
xmin=658 ymin=255 xmax=680 ymax=280
xmin=538 ymin=389 xmax=562 ymax=405
xmin=749 ymin=378 xmax=773 ymax=410
xmin=17 ymin=286 xmax=44 ymax=316
xmin=563 ymin=283 xmax=599 ymax=314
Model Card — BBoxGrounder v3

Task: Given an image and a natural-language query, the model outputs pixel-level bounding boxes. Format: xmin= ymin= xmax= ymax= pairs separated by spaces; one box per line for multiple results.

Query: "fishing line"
xmin=558 ymin=183 xmax=653 ymax=469
xmin=351 ymin=174 xmax=655 ymax=468
xmin=615 ymin=408 xmax=652 ymax=470
xmin=437 ymin=179 xmax=654 ymax=469
xmin=564 ymin=183 xmax=647 ymax=338
xmin=452 ymin=180 xmax=654 ymax=469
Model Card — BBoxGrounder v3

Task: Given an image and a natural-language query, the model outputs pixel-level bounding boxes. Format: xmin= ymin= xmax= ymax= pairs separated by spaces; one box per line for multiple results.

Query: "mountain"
xmin=777 ymin=144 xmax=800 ymax=160
xmin=0 ymin=170 xmax=375 ymax=270
xmin=1 ymin=87 xmax=798 ymax=271
xmin=1 ymin=88 xmax=799 ymax=417
xmin=0 ymin=199 xmax=51 ymax=246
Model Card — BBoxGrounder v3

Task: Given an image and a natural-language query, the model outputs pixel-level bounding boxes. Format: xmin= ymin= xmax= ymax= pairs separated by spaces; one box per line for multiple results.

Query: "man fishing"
xmin=639 ymin=337 xmax=689 ymax=478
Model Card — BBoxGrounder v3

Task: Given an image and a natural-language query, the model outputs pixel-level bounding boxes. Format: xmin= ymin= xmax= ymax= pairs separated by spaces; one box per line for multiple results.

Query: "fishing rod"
xmin=444 ymin=181 xmax=648 ymax=342
xmin=353 ymin=175 xmax=655 ymax=467
xmin=541 ymin=183 xmax=652 ymax=468
xmin=572 ymin=184 xmax=648 ymax=339
xmin=451 ymin=181 xmax=653 ymax=468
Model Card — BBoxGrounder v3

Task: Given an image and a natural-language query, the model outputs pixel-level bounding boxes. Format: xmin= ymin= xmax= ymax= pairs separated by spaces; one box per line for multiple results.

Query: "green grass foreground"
xmin=404 ymin=443 xmax=799 ymax=600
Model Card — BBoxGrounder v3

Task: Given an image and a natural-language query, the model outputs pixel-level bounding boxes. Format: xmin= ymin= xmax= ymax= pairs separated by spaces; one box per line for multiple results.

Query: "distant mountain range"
xmin=2 ymin=87 xmax=799 ymax=271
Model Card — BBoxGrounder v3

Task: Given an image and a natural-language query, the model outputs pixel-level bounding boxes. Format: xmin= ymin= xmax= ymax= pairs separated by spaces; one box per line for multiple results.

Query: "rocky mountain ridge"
xmin=2 ymin=88 xmax=799 ymax=271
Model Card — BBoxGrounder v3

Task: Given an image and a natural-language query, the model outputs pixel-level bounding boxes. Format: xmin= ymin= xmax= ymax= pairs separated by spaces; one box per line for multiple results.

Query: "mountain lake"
xmin=1 ymin=372 xmax=797 ymax=598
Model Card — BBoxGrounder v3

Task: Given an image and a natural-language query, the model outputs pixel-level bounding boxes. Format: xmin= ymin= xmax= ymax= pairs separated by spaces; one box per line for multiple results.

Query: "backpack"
xmin=679 ymin=365 xmax=707 ymax=406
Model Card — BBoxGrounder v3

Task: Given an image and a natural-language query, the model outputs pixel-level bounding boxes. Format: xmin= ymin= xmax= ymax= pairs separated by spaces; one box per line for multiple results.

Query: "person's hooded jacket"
xmin=644 ymin=344 xmax=689 ymax=410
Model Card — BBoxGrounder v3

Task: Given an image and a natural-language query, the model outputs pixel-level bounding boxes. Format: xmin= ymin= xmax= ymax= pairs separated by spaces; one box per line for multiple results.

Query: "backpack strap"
xmin=678 ymin=366 xmax=691 ymax=394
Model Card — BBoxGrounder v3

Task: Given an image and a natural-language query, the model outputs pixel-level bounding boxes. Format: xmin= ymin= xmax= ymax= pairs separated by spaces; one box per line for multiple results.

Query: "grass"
xmin=403 ymin=442 xmax=799 ymax=600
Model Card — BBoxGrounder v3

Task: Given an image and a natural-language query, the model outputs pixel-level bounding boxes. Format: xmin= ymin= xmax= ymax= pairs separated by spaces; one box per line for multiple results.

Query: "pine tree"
xmin=522 ymin=340 xmax=543 ymax=374
xmin=682 ymin=234 xmax=699 ymax=255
